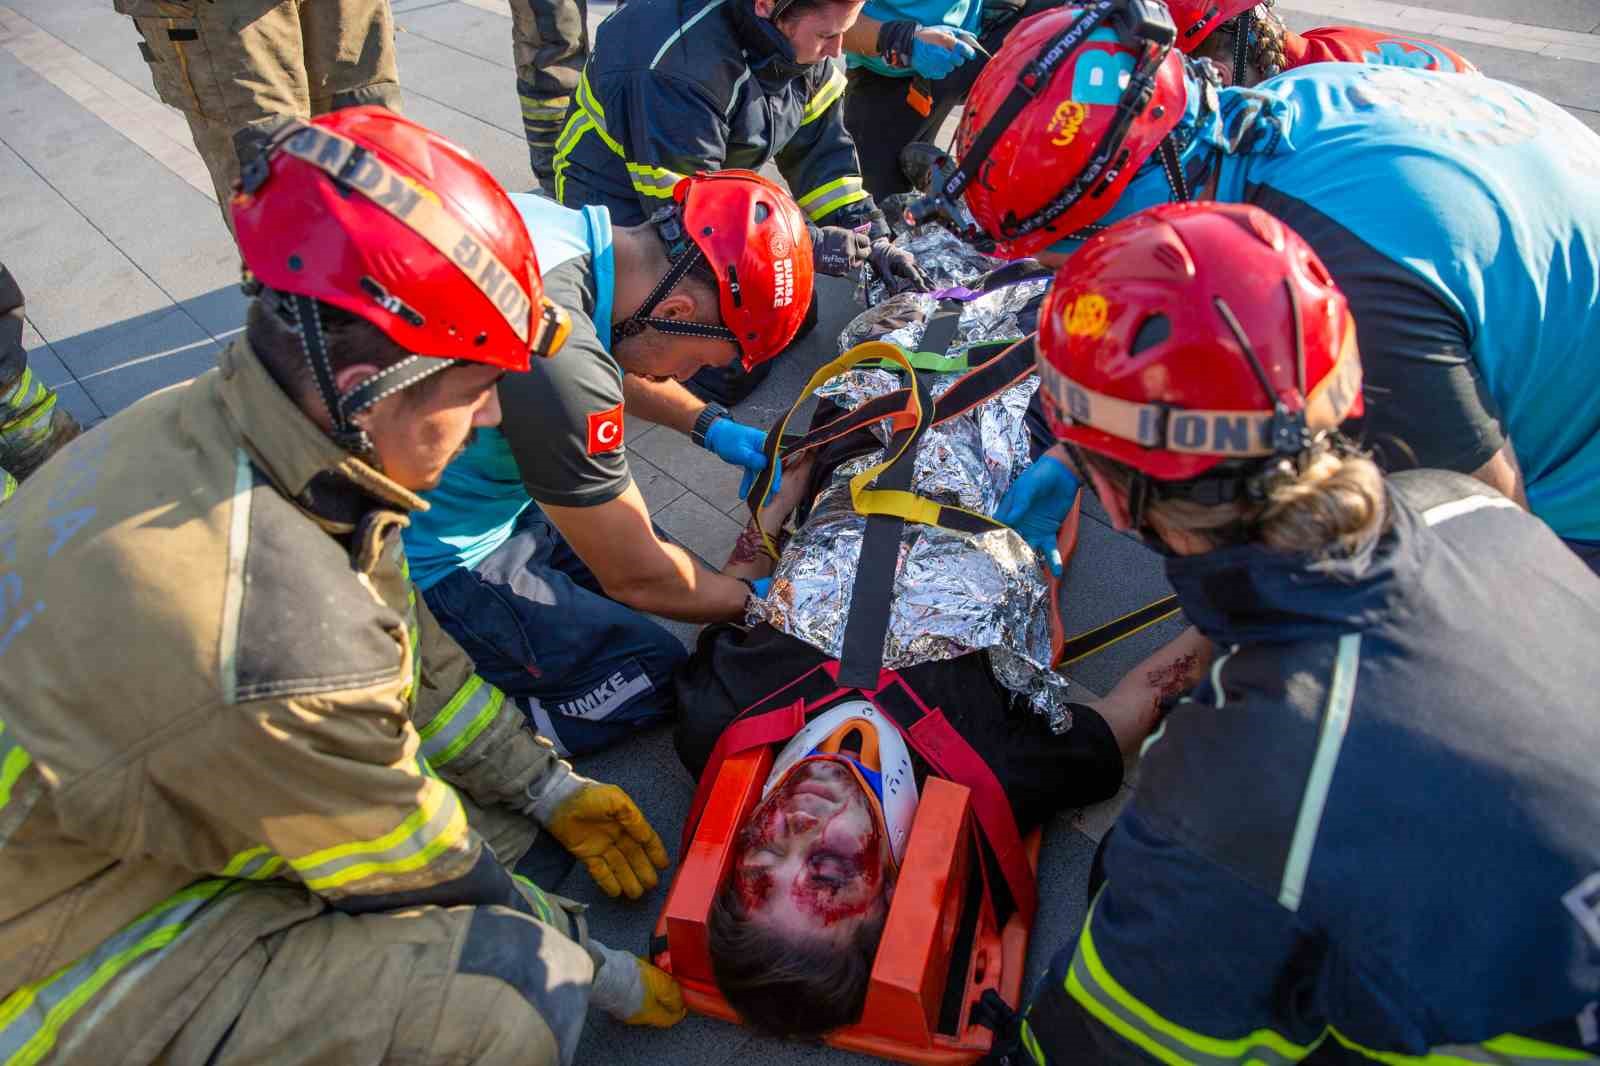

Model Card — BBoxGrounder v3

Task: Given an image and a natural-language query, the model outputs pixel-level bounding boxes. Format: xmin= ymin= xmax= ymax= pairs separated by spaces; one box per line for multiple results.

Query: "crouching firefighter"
xmin=669 ymin=335 xmax=1207 ymax=1040
xmin=0 ymin=108 xmax=685 ymax=1066
xmin=1014 ymin=202 xmax=1600 ymax=1062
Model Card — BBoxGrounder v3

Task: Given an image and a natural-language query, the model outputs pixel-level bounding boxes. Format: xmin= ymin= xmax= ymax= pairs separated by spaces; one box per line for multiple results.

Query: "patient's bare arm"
xmin=723 ymin=453 xmax=817 ymax=580
xmin=1081 ymin=626 xmax=1213 ymax=758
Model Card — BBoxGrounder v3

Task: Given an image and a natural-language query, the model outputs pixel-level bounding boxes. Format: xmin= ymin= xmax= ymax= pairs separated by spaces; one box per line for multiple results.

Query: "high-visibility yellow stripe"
xmin=801 ymin=64 xmax=846 ymax=125
xmin=219 ymin=844 xmax=284 ymax=881
xmin=0 ymin=470 xmax=15 ymax=504
xmin=627 ymin=161 xmax=685 ymax=199
xmin=804 ymin=187 xmax=869 ymax=222
xmin=796 ymin=175 xmax=867 ymax=222
xmin=1019 ymin=1019 xmax=1048 ymax=1065
xmin=1065 ymin=893 xmax=1313 ymax=1065
xmin=0 ymin=721 xmax=33 ymax=811
xmin=0 ymin=880 xmax=240 ymax=1066
xmin=289 ymin=781 xmax=468 ymax=893
xmin=420 ymin=678 xmax=506 ymax=768
xmin=512 ymin=874 xmax=555 ymax=924
xmin=574 ymin=72 xmax=625 ymax=158
xmin=520 ymin=94 xmax=571 ymax=120
xmin=0 ymin=368 xmax=34 ymax=407
xmin=796 ymin=174 xmax=860 ymax=210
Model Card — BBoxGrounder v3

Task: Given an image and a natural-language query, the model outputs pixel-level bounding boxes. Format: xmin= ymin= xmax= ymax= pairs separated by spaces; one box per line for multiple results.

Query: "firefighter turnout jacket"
xmin=554 ymin=0 xmax=889 ymax=234
xmin=1020 ymin=471 xmax=1600 ymax=1063
xmin=0 ymin=339 xmax=594 ymax=1064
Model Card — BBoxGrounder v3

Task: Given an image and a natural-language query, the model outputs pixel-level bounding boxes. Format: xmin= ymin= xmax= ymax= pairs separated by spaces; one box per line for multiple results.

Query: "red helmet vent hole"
xmin=1305 ymin=255 xmax=1334 ymax=288
xmin=1131 ymin=314 xmax=1170 ymax=356
xmin=288 ymin=255 xmax=303 ymax=272
xmin=753 ymin=202 xmax=771 ymax=222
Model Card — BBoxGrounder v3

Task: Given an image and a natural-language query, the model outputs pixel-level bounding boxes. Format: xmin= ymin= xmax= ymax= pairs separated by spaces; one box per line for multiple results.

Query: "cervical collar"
xmin=763 ymin=700 xmax=920 ymax=866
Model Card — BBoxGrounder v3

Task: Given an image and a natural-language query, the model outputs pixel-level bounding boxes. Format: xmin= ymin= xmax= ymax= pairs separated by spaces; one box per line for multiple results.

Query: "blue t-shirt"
xmin=404 ymin=196 xmax=616 ymax=591
xmin=1055 ymin=65 xmax=1600 ymax=540
xmin=846 ymin=0 xmax=983 ymax=77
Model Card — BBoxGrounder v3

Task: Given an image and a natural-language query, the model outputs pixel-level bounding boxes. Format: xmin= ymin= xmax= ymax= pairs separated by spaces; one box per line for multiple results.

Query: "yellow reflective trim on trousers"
xmin=1064 ymin=894 xmax=1313 ymax=1065
xmin=289 ymin=780 xmax=468 ymax=893
xmin=0 ymin=367 xmax=34 ymax=407
xmin=627 ymin=162 xmax=685 ymax=199
xmin=801 ymin=65 xmax=846 ymax=125
xmin=521 ymin=94 xmax=571 ymax=118
xmin=0 ymin=470 xmax=14 ymax=504
xmin=419 ymin=675 xmax=506 ymax=767
xmin=0 ymin=880 xmax=240 ymax=1066
xmin=1329 ymin=1029 xmax=1596 ymax=1065
xmin=0 ymin=720 xmax=33 ymax=811
xmin=219 ymin=844 xmax=284 ymax=881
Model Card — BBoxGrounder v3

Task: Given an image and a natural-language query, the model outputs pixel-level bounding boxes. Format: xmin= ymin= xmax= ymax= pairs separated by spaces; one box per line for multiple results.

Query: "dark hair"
xmin=245 ymin=288 xmax=415 ymax=400
xmin=707 ymin=879 xmax=887 ymax=1039
xmin=771 ymin=0 xmax=857 ymax=23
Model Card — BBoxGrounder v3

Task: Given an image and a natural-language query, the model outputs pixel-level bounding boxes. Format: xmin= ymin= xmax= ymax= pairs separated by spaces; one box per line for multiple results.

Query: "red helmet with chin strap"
xmin=232 ymin=107 xmax=570 ymax=450
xmin=941 ymin=0 xmax=1188 ymax=260
xmin=1035 ymin=202 xmax=1363 ymax=496
xmin=613 ymin=170 xmax=814 ymax=370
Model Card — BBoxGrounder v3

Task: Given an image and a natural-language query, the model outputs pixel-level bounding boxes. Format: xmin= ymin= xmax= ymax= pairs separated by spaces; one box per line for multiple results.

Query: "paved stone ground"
xmin=1 ymin=0 xmax=1596 ymax=1061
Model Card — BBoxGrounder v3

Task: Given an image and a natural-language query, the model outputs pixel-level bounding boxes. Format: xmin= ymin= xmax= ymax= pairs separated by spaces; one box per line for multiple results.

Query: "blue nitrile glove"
xmin=750 ymin=577 xmax=772 ymax=598
xmin=701 ymin=417 xmax=781 ymax=503
xmin=910 ymin=30 xmax=976 ymax=80
xmin=994 ymin=454 xmax=1080 ymax=576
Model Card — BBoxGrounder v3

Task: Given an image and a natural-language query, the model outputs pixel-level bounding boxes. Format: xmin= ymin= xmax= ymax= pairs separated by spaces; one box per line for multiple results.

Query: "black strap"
xmin=1056 ymin=594 xmax=1182 ymax=666
xmin=835 ymin=373 xmax=930 ymax=688
xmin=917 ymin=300 xmax=964 ymax=359
xmin=612 ymin=245 xmax=740 ymax=346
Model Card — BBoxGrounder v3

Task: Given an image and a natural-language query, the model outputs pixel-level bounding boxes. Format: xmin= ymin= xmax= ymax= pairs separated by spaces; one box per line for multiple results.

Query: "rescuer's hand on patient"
xmin=811 ymin=224 xmax=873 ymax=276
xmin=701 ymin=416 xmax=782 ymax=503
xmin=869 ymin=238 xmax=932 ymax=294
xmin=589 ymin=942 xmax=688 ymax=1027
xmin=877 ymin=20 xmax=977 ymax=80
xmin=526 ymin=773 xmax=670 ymax=898
xmin=995 ymin=452 xmax=1080 ymax=577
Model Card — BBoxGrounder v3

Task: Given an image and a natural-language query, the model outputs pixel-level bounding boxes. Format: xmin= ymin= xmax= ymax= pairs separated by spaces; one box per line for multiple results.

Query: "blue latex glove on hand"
xmin=750 ymin=577 xmax=772 ymax=598
xmin=701 ymin=416 xmax=781 ymax=503
xmin=910 ymin=29 xmax=977 ymax=80
xmin=994 ymin=454 xmax=1080 ymax=576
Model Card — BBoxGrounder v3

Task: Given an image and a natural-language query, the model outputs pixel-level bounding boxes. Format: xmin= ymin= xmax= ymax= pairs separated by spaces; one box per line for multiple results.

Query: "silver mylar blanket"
xmin=748 ymin=278 xmax=1078 ymax=732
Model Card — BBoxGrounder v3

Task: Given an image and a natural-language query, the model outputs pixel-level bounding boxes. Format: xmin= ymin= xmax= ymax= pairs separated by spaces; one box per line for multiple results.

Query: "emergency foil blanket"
xmin=751 ymin=329 xmax=1077 ymax=732
xmin=839 ymin=277 xmax=1051 ymax=367
xmin=857 ymin=222 xmax=1007 ymax=306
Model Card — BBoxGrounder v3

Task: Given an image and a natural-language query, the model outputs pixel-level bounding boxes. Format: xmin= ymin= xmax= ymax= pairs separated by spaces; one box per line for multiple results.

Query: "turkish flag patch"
xmin=586 ymin=402 xmax=625 ymax=454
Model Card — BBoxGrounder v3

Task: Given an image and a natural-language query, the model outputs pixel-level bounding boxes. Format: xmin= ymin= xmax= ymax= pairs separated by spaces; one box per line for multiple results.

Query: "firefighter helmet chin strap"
xmin=612 ymin=205 xmax=742 ymax=347
xmin=1232 ymin=9 xmax=1253 ymax=85
xmin=907 ymin=0 xmax=1177 ymax=241
xmin=289 ymin=292 xmax=458 ymax=457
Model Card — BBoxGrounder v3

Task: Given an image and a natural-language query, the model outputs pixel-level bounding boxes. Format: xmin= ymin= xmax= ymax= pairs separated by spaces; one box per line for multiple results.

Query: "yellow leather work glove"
xmin=626 ymin=957 xmax=687 ymax=1028
xmin=538 ymin=780 xmax=670 ymax=899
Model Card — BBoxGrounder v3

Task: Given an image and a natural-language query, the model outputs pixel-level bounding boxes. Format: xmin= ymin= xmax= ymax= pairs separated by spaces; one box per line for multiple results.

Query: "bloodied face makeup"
xmin=730 ymin=758 xmax=896 ymax=941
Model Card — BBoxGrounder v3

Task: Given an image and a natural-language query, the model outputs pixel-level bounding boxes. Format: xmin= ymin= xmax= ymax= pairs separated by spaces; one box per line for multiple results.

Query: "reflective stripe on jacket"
xmin=555 ymin=0 xmax=885 ymax=233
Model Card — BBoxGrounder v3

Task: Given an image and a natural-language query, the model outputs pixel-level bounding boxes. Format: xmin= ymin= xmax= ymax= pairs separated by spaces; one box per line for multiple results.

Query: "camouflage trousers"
xmin=113 ymin=0 xmax=403 ymax=230
xmin=511 ymin=0 xmax=589 ymax=187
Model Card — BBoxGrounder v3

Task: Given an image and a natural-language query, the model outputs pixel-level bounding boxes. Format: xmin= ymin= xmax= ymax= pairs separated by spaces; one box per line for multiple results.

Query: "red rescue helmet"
xmin=615 ymin=170 xmax=814 ymax=370
xmin=1166 ymin=0 xmax=1259 ymax=49
xmin=950 ymin=1 xmax=1187 ymax=259
xmin=1036 ymin=202 xmax=1363 ymax=490
xmin=232 ymin=108 xmax=570 ymax=449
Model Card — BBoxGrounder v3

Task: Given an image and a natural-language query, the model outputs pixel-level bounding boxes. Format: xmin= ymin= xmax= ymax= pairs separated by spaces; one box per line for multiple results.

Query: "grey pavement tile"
xmin=623 ymin=411 xmax=655 ymax=444
xmin=1352 ymin=0 xmax=1600 ymax=33
xmin=394 ymin=30 xmax=525 ymax=139
xmin=1022 ymin=821 xmax=1099 ymax=989
xmin=5 ymin=0 xmax=156 ymax=103
xmin=78 ymin=329 xmax=221 ymax=416
xmin=397 ymin=89 xmax=536 ymax=195
xmin=1055 ymin=515 xmax=1190 ymax=697
xmin=42 ymin=380 xmax=105 ymax=430
xmin=395 ymin=1 xmax=519 ymax=69
xmin=654 ymin=490 xmax=744 ymax=566
xmin=1072 ymin=785 xmax=1133 ymax=845
xmin=629 ymin=451 xmax=690 ymax=513
xmin=631 ymin=421 xmax=746 ymax=512
xmin=1277 ymin=11 xmax=1600 ymax=120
